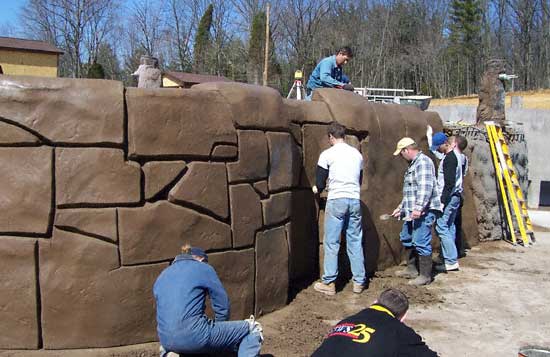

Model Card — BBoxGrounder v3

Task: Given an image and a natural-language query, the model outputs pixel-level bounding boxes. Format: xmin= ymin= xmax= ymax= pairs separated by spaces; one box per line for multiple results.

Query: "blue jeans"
xmin=435 ymin=195 xmax=461 ymax=265
xmin=399 ymin=211 xmax=436 ymax=256
xmin=322 ymin=198 xmax=366 ymax=285
xmin=161 ymin=318 xmax=261 ymax=357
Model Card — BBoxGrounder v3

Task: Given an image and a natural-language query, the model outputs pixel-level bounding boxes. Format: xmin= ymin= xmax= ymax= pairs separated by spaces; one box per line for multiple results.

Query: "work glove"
xmin=343 ymin=83 xmax=355 ymax=91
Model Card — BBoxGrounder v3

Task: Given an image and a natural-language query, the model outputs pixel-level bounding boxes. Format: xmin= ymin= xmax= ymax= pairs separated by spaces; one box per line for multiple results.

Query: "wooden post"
xmin=263 ymin=3 xmax=270 ymax=86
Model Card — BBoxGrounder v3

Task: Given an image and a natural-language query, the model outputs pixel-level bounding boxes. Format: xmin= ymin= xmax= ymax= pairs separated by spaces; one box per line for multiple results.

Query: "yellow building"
xmin=162 ymin=71 xmax=230 ymax=88
xmin=0 ymin=37 xmax=63 ymax=77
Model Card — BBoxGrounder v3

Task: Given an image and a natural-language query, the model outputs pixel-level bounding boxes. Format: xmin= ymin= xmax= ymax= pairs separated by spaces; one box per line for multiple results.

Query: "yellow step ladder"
xmin=485 ymin=121 xmax=534 ymax=246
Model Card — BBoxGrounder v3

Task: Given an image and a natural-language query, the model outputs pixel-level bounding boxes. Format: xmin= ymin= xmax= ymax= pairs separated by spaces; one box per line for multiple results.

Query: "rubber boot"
xmin=395 ymin=248 xmax=419 ymax=279
xmin=408 ymin=254 xmax=432 ymax=286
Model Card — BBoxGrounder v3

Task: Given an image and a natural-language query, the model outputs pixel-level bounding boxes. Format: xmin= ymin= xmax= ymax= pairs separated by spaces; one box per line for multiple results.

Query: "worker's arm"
xmin=441 ymin=152 xmax=458 ymax=206
xmin=205 ymin=265 xmax=230 ymax=322
xmin=413 ymin=157 xmax=435 ymax=212
xmin=315 ymin=165 xmax=329 ymax=193
xmin=319 ymin=59 xmax=345 ymax=87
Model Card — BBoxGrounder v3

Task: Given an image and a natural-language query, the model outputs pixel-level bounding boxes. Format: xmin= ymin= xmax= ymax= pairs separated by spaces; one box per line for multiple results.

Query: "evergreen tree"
xmin=247 ymin=11 xmax=281 ymax=87
xmin=193 ymin=4 xmax=214 ymax=74
xmin=87 ymin=62 xmax=105 ymax=79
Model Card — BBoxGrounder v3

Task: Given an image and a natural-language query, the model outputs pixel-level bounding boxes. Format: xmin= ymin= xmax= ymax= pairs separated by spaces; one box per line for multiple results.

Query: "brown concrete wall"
xmin=0 ymin=75 xmax=476 ymax=352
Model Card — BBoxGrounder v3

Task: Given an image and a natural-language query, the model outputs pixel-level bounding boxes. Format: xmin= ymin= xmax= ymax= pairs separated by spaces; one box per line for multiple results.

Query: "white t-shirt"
xmin=317 ymin=142 xmax=363 ymax=200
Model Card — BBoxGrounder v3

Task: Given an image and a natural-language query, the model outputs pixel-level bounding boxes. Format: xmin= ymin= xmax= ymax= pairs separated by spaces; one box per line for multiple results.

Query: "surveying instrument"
xmin=287 ymin=70 xmax=306 ymax=100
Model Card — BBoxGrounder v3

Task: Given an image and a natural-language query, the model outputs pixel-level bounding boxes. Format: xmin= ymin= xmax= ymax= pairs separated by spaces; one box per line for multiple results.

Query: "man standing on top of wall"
xmin=431 ymin=132 xmax=463 ymax=272
xmin=306 ymin=46 xmax=355 ymax=100
xmin=312 ymin=122 xmax=366 ymax=296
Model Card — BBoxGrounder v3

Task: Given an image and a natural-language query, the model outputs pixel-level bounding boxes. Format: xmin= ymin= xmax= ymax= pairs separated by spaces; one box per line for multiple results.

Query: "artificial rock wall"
xmin=0 ymin=75 xmax=468 ymax=351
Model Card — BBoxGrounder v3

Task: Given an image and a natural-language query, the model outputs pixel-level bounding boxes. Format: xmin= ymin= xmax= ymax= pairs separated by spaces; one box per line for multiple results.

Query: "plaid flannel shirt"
xmin=400 ymin=152 xmax=442 ymax=215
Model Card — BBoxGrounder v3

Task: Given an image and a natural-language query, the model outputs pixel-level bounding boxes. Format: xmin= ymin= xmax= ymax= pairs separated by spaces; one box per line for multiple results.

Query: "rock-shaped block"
xmin=55 ymin=208 xmax=117 ymax=242
xmin=169 ymin=162 xmax=228 ymax=219
xmin=0 ymin=121 xmax=41 ymax=144
xmin=0 ymin=147 xmax=52 ymax=234
xmin=143 ymin=161 xmax=186 ymax=200
xmin=56 ymin=148 xmax=141 ymax=206
xmin=40 ymin=229 xmax=167 ymax=348
xmin=255 ymin=227 xmax=289 ymax=315
xmin=227 ymin=130 xmax=268 ymax=183
xmin=253 ymin=181 xmax=269 ymax=198
xmin=229 ymin=184 xmax=262 ymax=248
xmin=302 ymin=124 xmax=330 ymax=187
xmin=211 ymin=144 xmax=238 ymax=159
xmin=209 ymin=249 xmax=254 ymax=319
xmin=0 ymin=237 xmax=38 ymax=349
xmin=262 ymin=191 xmax=292 ymax=226
xmin=267 ymin=132 xmax=301 ymax=192
xmin=283 ymin=98 xmax=334 ymax=124
xmin=119 ymin=201 xmax=231 ymax=265
xmin=289 ymin=123 xmax=302 ymax=145
xmin=0 ymin=75 xmax=123 ymax=144
xmin=127 ymin=88 xmax=237 ymax=158
xmin=194 ymin=82 xmax=289 ymax=129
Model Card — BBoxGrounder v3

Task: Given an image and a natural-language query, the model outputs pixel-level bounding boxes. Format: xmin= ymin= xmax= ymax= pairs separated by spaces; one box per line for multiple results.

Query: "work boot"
xmin=395 ymin=248 xmax=419 ymax=279
xmin=314 ymin=281 xmax=336 ymax=296
xmin=435 ymin=262 xmax=459 ymax=272
xmin=408 ymin=255 xmax=432 ymax=286
xmin=352 ymin=282 xmax=364 ymax=294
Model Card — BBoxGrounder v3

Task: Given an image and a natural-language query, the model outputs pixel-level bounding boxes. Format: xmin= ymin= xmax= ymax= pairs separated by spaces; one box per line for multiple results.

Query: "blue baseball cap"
xmin=430 ymin=132 xmax=448 ymax=151
xmin=189 ymin=247 xmax=208 ymax=262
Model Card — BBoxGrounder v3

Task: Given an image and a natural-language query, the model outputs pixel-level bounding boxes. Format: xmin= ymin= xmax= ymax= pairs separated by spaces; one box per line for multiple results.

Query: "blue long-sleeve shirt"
xmin=153 ymin=254 xmax=230 ymax=344
xmin=307 ymin=55 xmax=348 ymax=90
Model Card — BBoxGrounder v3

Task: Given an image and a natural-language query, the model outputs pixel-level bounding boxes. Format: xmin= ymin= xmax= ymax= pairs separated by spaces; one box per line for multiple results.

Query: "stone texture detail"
xmin=143 ymin=161 xmax=187 ymax=200
xmin=262 ymin=191 xmax=292 ymax=226
xmin=283 ymin=98 xmax=334 ymax=124
xmin=227 ymin=130 xmax=268 ymax=183
xmin=127 ymin=88 xmax=237 ymax=158
xmin=0 ymin=121 xmax=41 ymax=144
xmin=302 ymin=124 xmax=330 ymax=187
xmin=477 ymin=59 xmax=506 ymax=125
xmin=119 ymin=201 xmax=231 ymax=265
xmin=211 ymin=144 xmax=238 ymax=159
xmin=0 ymin=147 xmax=52 ymax=234
xmin=0 ymin=75 xmax=123 ymax=144
xmin=56 ymin=148 xmax=141 ymax=206
xmin=229 ymin=184 xmax=263 ymax=248
xmin=55 ymin=208 xmax=117 ymax=242
xmin=0 ymin=237 xmax=38 ymax=349
xmin=255 ymin=227 xmax=289 ymax=315
xmin=209 ymin=249 xmax=254 ymax=319
xmin=253 ymin=181 xmax=269 ymax=198
xmin=267 ymin=132 xmax=301 ymax=192
xmin=288 ymin=123 xmax=302 ymax=145
xmin=194 ymin=82 xmax=289 ymax=129
xmin=169 ymin=162 xmax=228 ymax=219
xmin=40 ymin=229 xmax=166 ymax=348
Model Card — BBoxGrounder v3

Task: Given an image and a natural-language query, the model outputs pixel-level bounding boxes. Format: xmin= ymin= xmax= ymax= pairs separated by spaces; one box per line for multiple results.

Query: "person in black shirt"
xmin=312 ymin=288 xmax=438 ymax=357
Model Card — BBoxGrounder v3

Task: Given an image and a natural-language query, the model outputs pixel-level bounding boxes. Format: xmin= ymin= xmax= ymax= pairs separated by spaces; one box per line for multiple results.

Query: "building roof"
xmin=0 ymin=36 xmax=63 ymax=54
xmin=164 ymin=71 xmax=230 ymax=86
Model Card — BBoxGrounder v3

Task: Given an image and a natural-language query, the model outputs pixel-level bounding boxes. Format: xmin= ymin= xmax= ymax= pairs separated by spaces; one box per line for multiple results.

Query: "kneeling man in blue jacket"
xmin=154 ymin=245 xmax=263 ymax=357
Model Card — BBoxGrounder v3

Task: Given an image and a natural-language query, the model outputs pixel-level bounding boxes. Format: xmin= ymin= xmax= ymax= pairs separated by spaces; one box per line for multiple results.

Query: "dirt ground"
xmin=259 ymin=213 xmax=550 ymax=357
xmin=431 ymin=89 xmax=550 ymax=109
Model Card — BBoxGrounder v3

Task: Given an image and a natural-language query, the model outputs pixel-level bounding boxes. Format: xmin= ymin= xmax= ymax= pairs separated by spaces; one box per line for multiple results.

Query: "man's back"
xmin=312 ymin=305 xmax=437 ymax=357
xmin=318 ymin=142 xmax=363 ymax=200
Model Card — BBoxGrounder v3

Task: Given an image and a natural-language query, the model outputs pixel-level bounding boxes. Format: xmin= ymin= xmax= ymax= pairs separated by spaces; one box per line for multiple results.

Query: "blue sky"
xmin=0 ymin=0 xmax=23 ymax=29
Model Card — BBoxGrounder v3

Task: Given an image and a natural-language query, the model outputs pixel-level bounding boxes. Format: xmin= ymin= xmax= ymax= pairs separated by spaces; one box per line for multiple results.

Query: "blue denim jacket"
xmin=307 ymin=55 xmax=348 ymax=90
xmin=153 ymin=254 xmax=230 ymax=349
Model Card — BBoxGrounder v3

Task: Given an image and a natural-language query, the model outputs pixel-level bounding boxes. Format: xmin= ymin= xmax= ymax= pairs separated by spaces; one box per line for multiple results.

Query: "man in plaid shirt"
xmin=391 ymin=138 xmax=442 ymax=286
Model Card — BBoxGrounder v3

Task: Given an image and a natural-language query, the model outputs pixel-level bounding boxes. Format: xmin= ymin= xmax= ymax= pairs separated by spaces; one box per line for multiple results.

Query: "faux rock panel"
xmin=211 ymin=145 xmax=238 ymax=159
xmin=208 ymin=249 xmax=254 ymax=320
xmin=127 ymin=88 xmax=237 ymax=158
xmin=255 ymin=226 xmax=289 ymax=315
xmin=0 ymin=147 xmax=52 ymax=234
xmin=267 ymin=132 xmax=301 ymax=192
xmin=262 ymin=191 xmax=292 ymax=226
xmin=0 ymin=121 xmax=40 ymax=144
xmin=40 ymin=229 xmax=166 ymax=348
xmin=56 ymin=148 xmax=141 ymax=206
xmin=227 ymin=130 xmax=268 ymax=183
xmin=194 ymin=82 xmax=289 ymax=129
xmin=302 ymin=124 xmax=330 ymax=187
xmin=0 ymin=237 xmax=38 ymax=349
xmin=0 ymin=75 xmax=123 ymax=144
xmin=143 ymin=161 xmax=186 ymax=200
xmin=229 ymin=184 xmax=263 ymax=248
xmin=253 ymin=181 xmax=269 ymax=198
xmin=119 ymin=201 xmax=231 ymax=265
xmin=169 ymin=162 xmax=228 ymax=219
xmin=283 ymin=98 xmax=334 ymax=124
xmin=55 ymin=208 xmax=117 ymax=242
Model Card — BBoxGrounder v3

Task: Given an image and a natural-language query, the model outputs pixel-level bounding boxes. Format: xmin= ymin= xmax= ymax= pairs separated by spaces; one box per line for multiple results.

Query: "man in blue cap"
xmin=154 ymin=244 xmax=263 ymax=357
xmin=306 ymin=46 xmax=355 ymax=100
xmin=430 ymin=132 xmax=463 ymax=272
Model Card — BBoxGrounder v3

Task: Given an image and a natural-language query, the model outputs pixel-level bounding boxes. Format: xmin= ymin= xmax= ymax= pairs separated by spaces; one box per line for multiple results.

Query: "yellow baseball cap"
xmin=393 ymin=137 xmax=416 ymax=156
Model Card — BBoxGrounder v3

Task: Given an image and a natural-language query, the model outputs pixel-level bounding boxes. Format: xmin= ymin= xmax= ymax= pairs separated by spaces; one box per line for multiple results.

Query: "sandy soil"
xmin=431 ymin=89 xmax=550 ymax=109
xmin=259 ymin=230 xmax=550 ymax=356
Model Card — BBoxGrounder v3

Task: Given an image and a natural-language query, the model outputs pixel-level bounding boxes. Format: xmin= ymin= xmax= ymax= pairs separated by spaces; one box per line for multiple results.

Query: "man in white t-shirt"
xmin=312 ymin=122 xmax=366 ymax=296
